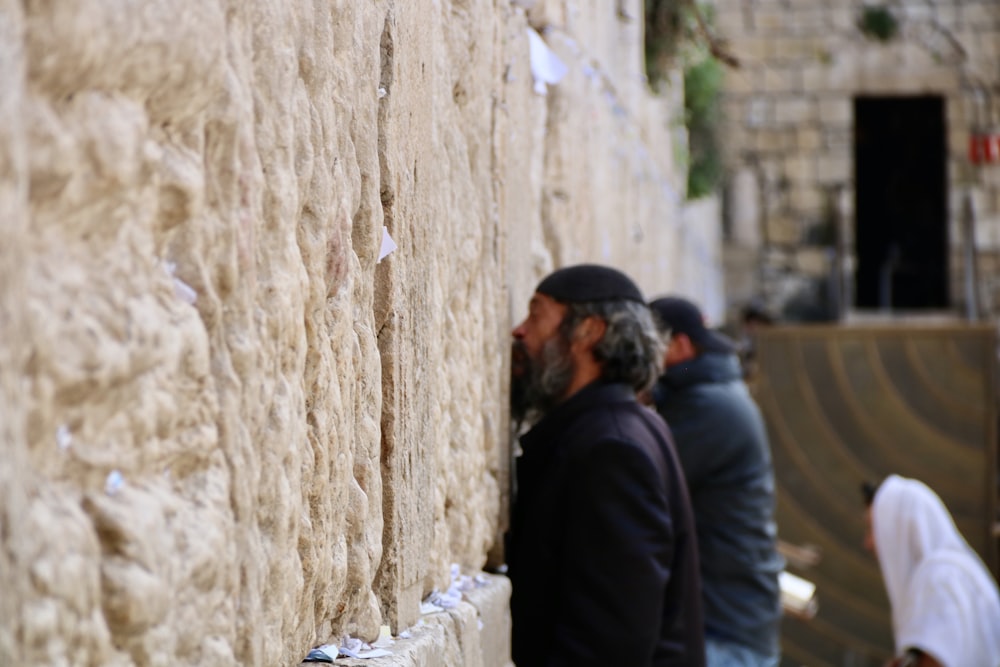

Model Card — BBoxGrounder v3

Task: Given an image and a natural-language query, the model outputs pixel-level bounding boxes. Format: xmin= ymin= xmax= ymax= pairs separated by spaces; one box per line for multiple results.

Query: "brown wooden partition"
xmin=754 ymin=324 xmax=998 ymax=667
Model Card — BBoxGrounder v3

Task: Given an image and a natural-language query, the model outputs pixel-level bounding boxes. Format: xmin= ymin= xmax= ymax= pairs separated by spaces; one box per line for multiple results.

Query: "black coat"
xmin=508 ymin=381 xmax=705 ymax=667
xmin=652 ymin=352 xmax=783 ymax=657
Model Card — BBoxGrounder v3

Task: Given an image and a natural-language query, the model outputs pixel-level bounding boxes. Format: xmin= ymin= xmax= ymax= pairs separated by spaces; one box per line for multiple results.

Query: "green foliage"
xmin=684 ymin=56 xmax=723 ymax=199
xmin=857 ymin=5 xmax=899 ymax=42
xmin=645 ymin=0 xmax=724 ymax=199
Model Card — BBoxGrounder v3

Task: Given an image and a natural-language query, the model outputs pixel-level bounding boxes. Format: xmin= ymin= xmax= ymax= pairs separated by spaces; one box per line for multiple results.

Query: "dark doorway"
xmin=854 ymin=96 xmax=948 ymax=310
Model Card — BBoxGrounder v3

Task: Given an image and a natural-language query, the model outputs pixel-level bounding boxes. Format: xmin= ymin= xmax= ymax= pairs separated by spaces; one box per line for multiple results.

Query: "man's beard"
xmin=510 ymin=335 xmax=575 ymax=426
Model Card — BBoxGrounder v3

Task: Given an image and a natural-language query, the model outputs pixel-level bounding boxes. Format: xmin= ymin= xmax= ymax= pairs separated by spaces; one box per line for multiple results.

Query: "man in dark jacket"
xmin=648 ymin=296 xmax=784 ymax=667
xmin=508 ymin=264 xmax=705 ymax=667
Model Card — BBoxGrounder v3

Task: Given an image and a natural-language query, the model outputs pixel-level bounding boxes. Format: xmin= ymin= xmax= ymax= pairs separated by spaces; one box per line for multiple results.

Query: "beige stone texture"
xmin=786 ymin=8 xmax=828 ymax=35
xmin=817 ymin=97 xmax=852 ymax=126
xmin=728 ymin=167 xmax=763 ymax=249
xmin=752 ymin=129 xmax=795 ymax=154
xmin=721 ymin=245 xmax=761 ymax=305
xmin=796 ymin=127 xmax=822 ymax=152
xmin=766 ymin=215 xmax=801 ymax=246
xmin=794 ymin=247 xmax=832 ymax=277
xmin=788 ymin=187 xmax=825 ymax=214
xmin=760 ymin=67 xmax=802 ymax=94
xmin=733 ymin=37 xmax=771 ymax=64
xmin=769 ymin=37 xmax=826 ymax=62
xmin=751 ymin=7 xmax=789 ymax=35
xmin=0 ymin=2 xmax=30 ymax=662
xmin=783 ymin=155 xmax=817 ymax=184
xmin=744 ymin=97 xmax=772 ymax=128
xmin=723 ymin=68 xmax=759 ymax=95
xmin=715 ymin=5 xmax=746 ymax=37
xmin=773 ymin=97 xmax=813 ymax=126
xmin=827 ymin=7 xmax=858 ymax=32
xmin=815 ymin=155 xmax=851 ymax=185
xmin=1 ymin=1 xmax=723 ymax=666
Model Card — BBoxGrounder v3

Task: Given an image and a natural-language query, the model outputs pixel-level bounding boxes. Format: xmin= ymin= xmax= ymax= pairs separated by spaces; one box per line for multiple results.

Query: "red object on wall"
xmin=969 ymin=133 xmax=1000 ymax=164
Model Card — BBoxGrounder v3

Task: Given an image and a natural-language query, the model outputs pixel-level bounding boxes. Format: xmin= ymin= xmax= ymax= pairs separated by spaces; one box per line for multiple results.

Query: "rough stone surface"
xmin=0 ymin=1 xmax=722 ymax=666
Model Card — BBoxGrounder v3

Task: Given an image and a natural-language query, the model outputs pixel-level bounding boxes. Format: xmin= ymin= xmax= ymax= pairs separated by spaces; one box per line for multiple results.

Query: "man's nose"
xmin=512 ymin=320 xmax=526 ymax=339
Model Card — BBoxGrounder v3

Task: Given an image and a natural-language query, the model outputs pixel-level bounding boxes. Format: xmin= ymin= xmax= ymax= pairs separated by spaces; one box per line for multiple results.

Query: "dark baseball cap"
xmin=649 ymin=296 xmax=736 ymax=353
xmin=535 ymin=264 xmax=645 ymax=304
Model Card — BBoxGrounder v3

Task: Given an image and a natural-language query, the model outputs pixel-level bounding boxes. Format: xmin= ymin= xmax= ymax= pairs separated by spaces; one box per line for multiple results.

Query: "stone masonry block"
xmin=828 ymin=7 xmax=856 ymax=32
xmin=797 ymin=127 xmax=822 ymax=151
xmin=746 ymin=97 xmax=773 ymax=128
xmin=789 ymin=186 xmax=824 ymax=213
xmin=794 ymin=247 xmax=832 ymax=277
xmin=724 ymin=69 xmax=760 ymax=95
xmin=823 ymin=128 xmax=852 ymax=152
xmin=963 ymin=2 xmax=999 ymax=28
xmin=774 ymin=98 xmax=813 ymax=125
xmin=754 ymin=129 xmax=795 ymax=153
xmin=753 ymin=7 xmax=788 ymax=34
xmin=787 ymin=9 xmax=829 ymax=35
xmin=767 ymin=215 xmax=801 ymax=245
xmin=715 ymin=6 xmax=746 ymax=37
xmin=784 ymin=154 xmax=816 ymax=184
xmin=816 ymin=154 xmax=850 ymax=184
xmin=761 ymin=67 xmax=802 ymax=94
xmin=818 ymin=98 xmax=851 ymax=125
xmin=770 ymin=37 xmax=824 ymax=62
xmin=801 ymin=61 xmax=853 ymax=94
xmin=934 ymin=5 xmax=960 ymax=27
xmin=737 ymin=38 xmax=772 ymax=63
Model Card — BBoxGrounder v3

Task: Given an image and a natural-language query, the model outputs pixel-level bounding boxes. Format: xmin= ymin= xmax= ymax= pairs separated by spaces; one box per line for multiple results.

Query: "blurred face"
xmin=513 ymin=293 xmax=566 ymax=360
xmin=863 ymin=506 xmax=877 ymax=555
xmin=663 ymin=332 xmax=696 ymax=368
xmin=511 ymin=294 xmax=575 ymax=422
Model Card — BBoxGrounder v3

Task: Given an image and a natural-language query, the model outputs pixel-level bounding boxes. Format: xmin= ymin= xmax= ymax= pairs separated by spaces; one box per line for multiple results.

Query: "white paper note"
xmin=378 ymin=226 xmax=397 ymax=262
xmin=527 ymin=28 xmax=568 ymax=95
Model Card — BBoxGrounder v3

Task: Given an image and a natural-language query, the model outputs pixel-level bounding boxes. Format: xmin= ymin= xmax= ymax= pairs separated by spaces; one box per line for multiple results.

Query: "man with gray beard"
xmin=507 ymin=264 xmax=705 ymax=667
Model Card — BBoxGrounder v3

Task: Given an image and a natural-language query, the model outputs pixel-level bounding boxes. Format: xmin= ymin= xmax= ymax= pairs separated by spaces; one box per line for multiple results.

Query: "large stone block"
xmin=728 ymin=167 xmax=763 ymax=248
xmin=774 ymin=97 xmax=814 ymax=125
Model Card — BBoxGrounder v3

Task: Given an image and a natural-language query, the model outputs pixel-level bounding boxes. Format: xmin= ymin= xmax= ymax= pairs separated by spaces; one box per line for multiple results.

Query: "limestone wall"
xmin=713 ymin=0 xmax=1000 ymax=317
xmin=0 ymin=1 xmax=723 ymax=665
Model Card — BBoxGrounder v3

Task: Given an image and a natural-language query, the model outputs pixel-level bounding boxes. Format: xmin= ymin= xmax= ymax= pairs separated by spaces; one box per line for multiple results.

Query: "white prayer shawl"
xmin=873 ymin=475 xmax=1000 ymax=667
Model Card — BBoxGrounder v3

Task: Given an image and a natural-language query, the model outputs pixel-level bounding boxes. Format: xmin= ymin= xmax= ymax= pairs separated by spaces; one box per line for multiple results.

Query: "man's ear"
xmin=573 ymin=316 xmax=607 ymax=349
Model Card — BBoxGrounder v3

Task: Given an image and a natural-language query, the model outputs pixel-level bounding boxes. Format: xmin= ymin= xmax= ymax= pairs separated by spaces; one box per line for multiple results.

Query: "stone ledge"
xmin=303 ymin=574 xmax=512 ymax=667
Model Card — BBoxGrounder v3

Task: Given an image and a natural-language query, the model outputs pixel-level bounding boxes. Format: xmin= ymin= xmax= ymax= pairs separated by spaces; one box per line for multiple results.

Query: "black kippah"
xmin=535 ymin=264 xmax=645 ymax=304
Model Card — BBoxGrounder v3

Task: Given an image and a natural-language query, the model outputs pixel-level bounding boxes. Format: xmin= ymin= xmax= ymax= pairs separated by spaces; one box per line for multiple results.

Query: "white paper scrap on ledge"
xmin=378 ymin=226 xmax=397 ymax=262
xmin=527 ymin=28 xmax=568 ymax=95
xmin=319 ymin=636 xmax=393 ymax=660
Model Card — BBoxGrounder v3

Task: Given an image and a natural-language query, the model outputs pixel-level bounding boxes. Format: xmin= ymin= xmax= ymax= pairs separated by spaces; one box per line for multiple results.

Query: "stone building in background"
xmin=713 ymin=0 xmax=1000 ymax=323
xmin=0 ymin=1 xmax=721 ymax=666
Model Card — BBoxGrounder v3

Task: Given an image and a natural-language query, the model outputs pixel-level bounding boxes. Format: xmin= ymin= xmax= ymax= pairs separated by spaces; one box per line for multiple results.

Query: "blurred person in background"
xmin=648 ymin=296 xmax=783 ymax=667
xmin=862 ymin=475 xmax=1000 ymax=667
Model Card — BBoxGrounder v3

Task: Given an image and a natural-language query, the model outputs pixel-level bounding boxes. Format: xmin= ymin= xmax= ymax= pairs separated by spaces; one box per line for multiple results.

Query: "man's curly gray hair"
xmin=558 ymin=299 xmax=664 ymax=393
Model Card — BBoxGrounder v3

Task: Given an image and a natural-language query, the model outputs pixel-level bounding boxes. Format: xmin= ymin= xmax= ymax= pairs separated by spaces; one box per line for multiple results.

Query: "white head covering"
xmin=873 ymin=474 xmax=1000 ymax=667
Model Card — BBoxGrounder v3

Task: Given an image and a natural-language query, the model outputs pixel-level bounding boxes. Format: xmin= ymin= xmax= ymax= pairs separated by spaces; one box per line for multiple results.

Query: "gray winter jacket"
xmin=652 ymin=352 xmax=784 ymax=658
